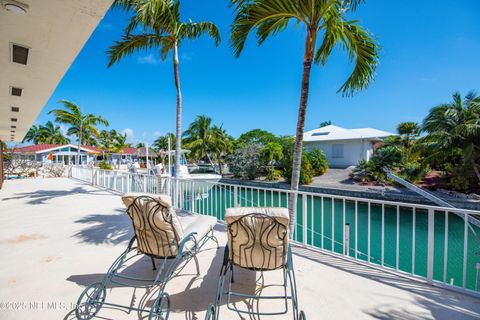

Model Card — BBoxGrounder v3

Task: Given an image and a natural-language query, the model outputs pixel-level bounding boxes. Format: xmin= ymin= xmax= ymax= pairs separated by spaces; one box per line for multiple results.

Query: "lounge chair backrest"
xmin=224 ymin=207 xmax=289 ymax=270
xmin=122 ymin=193 xmax=184 ymax=257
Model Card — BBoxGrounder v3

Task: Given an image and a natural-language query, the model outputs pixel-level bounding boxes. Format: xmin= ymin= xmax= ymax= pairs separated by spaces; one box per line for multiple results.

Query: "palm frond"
xmin=107 ymin=34 xmax=172 ymax=66
xmin=178 ymin=21 xmax=221 ymax=46
xmin=230 ymin=0 xmax=303 ymax=57
xmin=333 ymin=19 xmax=379 ymax=96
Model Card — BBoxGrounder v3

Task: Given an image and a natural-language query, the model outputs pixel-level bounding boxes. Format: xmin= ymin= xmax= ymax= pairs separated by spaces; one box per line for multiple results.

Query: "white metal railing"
xmin=69 ymin=166 xmax=480 ymax=297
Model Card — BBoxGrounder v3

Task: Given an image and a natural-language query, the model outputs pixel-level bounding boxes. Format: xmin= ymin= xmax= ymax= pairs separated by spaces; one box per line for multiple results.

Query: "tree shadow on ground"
xmin=72 ymin=209 xmax=132 ymax=245
xmin=1 ymin=186 xmax=107 ymax=205
xmin=293 ymin=246 xmax=480 ymax=320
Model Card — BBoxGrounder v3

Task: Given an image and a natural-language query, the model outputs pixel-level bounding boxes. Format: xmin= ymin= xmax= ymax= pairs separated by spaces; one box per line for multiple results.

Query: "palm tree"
xmin=385 ymin=121 xmax=421 ymax=163
xmin=422 ymin=91 xmax=480 ymax=181
xmin=210 ymin=125 xmax=233 ymax=174
xmin=231 ymin=0 xmax=379 ymax=234
xmin=153 ymin=132 xmax=176 ymax=151
xmin=108 ymin=0 xmax=220 ymax=177
xmin=183 ymin=115 xmax=215 ymax=162
xmin=22 ymin=125 xmax=41 ymax=144
xmin=49 ymin=100 xmax=109 ymax=164
xmin=37 ymin=121 xmax=70 ymax=144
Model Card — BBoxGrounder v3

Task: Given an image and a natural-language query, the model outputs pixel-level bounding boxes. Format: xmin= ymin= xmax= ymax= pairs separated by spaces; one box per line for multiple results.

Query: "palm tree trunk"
xmin=77 ymin=128 xmax=83 ymax=165
xmin=288 ymin=30 xmax=314 ymax=237
xmin=173 ymin=42 xmax=182 ymax=177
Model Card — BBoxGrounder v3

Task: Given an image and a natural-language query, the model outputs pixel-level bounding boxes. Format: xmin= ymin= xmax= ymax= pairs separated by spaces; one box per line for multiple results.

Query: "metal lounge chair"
xmin=75 ymin=193 xmax=218 ymax=320
xmin=205 ymin=207 xmax=306 ymax=320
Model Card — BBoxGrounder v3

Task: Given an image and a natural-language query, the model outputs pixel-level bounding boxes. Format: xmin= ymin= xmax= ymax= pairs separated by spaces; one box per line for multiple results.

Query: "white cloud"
xmin=122 ymin=128 xmax=135 ymax=140
xmin=137 ymin=54 xmax=159 ymax=65
xmin=153 ymin=131 xmax=162 ymax=138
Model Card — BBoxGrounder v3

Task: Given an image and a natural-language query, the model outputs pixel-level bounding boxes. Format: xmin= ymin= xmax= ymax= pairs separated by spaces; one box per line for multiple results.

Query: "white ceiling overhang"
xmin=0 ymin=0 xmax=113 ymax=142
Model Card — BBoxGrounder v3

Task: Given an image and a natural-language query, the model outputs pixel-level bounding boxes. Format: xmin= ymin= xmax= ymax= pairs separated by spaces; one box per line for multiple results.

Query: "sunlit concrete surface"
xmin=1 ymin=178 xmax=479 ymax=320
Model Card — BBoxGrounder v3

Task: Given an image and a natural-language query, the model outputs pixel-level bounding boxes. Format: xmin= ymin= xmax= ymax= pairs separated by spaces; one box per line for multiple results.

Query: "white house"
xmin=11 ymin=144 xmax=101 ymax=165
xmin=303 ymin=125 xmax=395 ymax=168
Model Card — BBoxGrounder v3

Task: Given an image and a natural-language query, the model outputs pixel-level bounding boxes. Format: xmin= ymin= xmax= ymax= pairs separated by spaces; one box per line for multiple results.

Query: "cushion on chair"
xmin=176 ymin=209 xmax=217 ymax=248
xmin=121 ymin=193 xmax=184 ymax=257
xmin=224 ymin=207 xmax=289 ymax=270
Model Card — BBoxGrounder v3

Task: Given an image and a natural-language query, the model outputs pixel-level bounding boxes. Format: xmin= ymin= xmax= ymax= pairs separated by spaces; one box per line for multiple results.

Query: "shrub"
xmin=306 ymin=148 xmax=328 ymax=176
xmin=282 ymin=153 xmax=313 ymax=185
xmin=225 ymin=143 xmax=262 ymax=180
xmin=98 ymin=160 xmax=113 ymax=170
xmin=398 ymin=162 xmax=429 ymax=183
xmin=371 ymin=146 xmax=403 ymax=169
xmin=351 ymin=160 xmax=384 ymax=183
xmin=265 ymin=168 xmax=282 ymax=181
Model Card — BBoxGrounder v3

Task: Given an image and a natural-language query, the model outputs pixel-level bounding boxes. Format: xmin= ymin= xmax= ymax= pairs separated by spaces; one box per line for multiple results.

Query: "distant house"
xmin=10 ymin=144 xmax=101 ymax=165
xmin=10 ymin=144 xmax=158 ymax=166
xmin=303 ymin=125 xmax=395 ymax=168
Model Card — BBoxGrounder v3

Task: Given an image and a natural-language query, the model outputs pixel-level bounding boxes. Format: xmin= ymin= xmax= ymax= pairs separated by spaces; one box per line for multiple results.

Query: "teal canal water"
xmin=179 ymin=186 xmax=480 ymax=292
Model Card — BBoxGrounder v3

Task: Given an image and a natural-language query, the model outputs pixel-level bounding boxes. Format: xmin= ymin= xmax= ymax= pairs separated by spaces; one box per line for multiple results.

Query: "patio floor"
xmin=1 ymin=178 xmax=479 ymax=320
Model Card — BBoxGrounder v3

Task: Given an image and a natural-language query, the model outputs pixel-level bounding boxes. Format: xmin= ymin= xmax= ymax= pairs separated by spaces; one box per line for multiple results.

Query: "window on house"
xmin=332 ymin=144 xmax=344 ymax=158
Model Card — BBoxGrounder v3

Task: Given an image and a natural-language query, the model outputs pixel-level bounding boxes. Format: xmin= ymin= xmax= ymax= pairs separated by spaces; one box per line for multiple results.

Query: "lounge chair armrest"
xmin=178 ymin=232 xmax=198 ymax=253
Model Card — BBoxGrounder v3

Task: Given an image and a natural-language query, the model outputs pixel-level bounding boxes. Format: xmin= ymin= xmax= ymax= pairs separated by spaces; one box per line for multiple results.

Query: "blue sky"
xmin=36 ymin=0 xmax=480 ymax=145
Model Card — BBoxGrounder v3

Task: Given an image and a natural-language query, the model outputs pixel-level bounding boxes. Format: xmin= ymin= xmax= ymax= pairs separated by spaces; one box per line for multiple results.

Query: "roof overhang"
xmin=0 ymin=0 xmax=113 ymax=142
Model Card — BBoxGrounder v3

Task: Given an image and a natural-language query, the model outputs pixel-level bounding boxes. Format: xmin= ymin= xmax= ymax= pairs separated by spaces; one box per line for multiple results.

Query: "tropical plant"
xmin=49 ymin=100 xmax=109 ymax=164
xmin=135 ymin=142 xmax=145 ymax=148
xmin=225 ymin=143 xmax=262 ymax=179
xmin=261 ymin=142 xmax=283 ymax=167
xmin=237 ymin=129 xmax=276 ymax=147
xmin=22 ymin=125 xmax=41 ymax=144
xmin=210 ymin=125 xmax=234 ymax=174
xmin=265 ymin=168 xmax=282 ymax=181
xmin=183 ymin=115 xmax=216 ymax=162
xmin=422 ymin=91 xmax=480 ymax=184
xmin=306 ymin=148 xmax=328 ymax=176
xmin=351 ymin=146 xmax=403 ymax=183
xmin=385 ymin=121 xmax=421 ymax=163
xmin=153 ymin=132 xmax=176 ymax=151
xmin=183 ymin=115 xmax=233 ymax=173
xmin=108 ymin=0 xmax=220 ymax=176
xmin=231 ymin=0 xmax=379 ymax=234
xmin=36 ymin=121 xmax=70 ymax=144
xmin=319 ymin=120 xmax=332 ymax=128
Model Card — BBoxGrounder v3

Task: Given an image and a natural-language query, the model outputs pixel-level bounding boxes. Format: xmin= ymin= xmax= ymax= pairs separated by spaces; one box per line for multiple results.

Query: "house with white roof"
xmin=303 ymin=125 xmax=395 ymax=168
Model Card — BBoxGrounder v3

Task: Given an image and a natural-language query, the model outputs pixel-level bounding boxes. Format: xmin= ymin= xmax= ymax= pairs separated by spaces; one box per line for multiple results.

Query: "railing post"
xmin=233 ymin=185 xmax=238 ymax=207
xmin=302 ymin=194 xmax=307 ymax=247
xmin=344 ymin=223 xmax=350 ymax=256
xmin=427 ymin=208 xmax=435 ymax=285
xmin=126 ymin=174 xmax=130 ymax=193
xmin=143 ymin=175 xmax=147 ymax=192
xmin=191 ymin=181 xmax=195 ymax=213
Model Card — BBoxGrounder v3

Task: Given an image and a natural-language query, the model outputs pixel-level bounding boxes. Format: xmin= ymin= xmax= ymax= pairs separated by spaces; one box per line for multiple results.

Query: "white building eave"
xmin=0 ymin=0 xmax=113 ymax=142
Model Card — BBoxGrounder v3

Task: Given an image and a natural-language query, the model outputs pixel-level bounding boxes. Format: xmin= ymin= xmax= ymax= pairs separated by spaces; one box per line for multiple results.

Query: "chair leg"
xmin=151 ymin=257 xmax=157 ymax=271
xmin=193 ymin=254 xmax=200 ymax=276
xmin=230 ymin=264 xmax=234 ymax=283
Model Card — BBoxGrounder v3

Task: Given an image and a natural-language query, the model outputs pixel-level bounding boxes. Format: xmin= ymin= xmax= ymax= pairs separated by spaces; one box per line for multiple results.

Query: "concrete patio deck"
xmin=1 ymin=178 xmax=479 ymax=320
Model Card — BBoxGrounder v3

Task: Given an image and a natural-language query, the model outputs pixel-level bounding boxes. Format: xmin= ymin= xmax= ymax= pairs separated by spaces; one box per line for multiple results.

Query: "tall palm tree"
xmin=231 ymin=0 xmax=379 ymax=234
xmin=108 ymin=0 xmax=220 ymax=177
xmin=49 ymin=100 xmax=109 ymax=164
xmin=22 ymin=125 xmax=41 ymax=144
xmin=37 ymin=121 xmax=70 ymax=144
xmin=422 ymin=91 xmax=480 ymax=181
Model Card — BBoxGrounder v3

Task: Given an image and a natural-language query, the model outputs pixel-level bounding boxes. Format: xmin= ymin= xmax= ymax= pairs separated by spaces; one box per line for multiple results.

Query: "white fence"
xmin=69 ymin=166 xmax=480 ymax=297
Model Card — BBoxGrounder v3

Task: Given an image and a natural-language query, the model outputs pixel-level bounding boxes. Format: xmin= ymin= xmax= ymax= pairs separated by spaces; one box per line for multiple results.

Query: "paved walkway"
xmin=1 ymin=178 xmax=479 ymax=319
